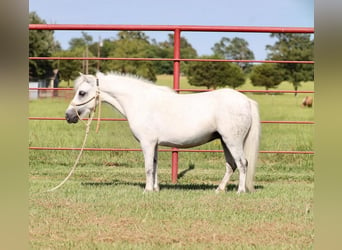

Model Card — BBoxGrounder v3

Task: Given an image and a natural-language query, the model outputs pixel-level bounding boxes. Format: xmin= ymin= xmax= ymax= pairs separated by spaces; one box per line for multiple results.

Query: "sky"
xmin=29 ymin=0 xmax=314 ymax=60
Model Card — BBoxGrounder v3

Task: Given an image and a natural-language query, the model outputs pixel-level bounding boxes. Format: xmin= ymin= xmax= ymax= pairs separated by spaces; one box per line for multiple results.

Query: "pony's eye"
xmin=79 ymin=90 xmax=86 ymax=97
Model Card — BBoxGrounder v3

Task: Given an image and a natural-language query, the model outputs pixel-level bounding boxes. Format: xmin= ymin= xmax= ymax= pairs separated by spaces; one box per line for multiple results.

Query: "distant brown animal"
xmin=301 ymin=96 xmax=313 ymax=108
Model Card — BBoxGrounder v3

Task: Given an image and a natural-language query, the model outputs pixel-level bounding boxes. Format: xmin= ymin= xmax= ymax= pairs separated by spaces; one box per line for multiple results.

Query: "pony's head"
xmin=65 ymin=73 xmax=100 ymax=123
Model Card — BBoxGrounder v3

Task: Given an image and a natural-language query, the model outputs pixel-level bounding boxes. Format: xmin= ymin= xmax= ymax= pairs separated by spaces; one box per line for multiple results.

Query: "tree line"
xmin=29 ymin=12 xmax=314 ymax=91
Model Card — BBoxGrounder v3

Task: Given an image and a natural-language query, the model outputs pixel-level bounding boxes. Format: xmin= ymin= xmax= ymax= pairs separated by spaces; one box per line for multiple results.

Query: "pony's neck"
xmin=96 ymin=77 xmax=130 ymax=117
xmin=98 ymin=90 xmax=126 ymax=117
xmin=100 ymin=74 xmax=149 ymax=96
xmin=97 ymin=75 xmax=147 ymax=117
xmin=96 ymin=73 xmax=173 ymax=117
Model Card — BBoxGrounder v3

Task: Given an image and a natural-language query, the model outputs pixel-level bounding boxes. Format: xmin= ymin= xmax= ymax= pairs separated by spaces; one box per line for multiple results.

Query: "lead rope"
xmin=46 ymin=111 xmax=95 ymax=192
xmin=46 ymin=80 xmax=101 ymax=192
xmin=95 ymin=78 xmax=101 ymax=133
xmin=95 ymin=89 xmax=101 ymax=133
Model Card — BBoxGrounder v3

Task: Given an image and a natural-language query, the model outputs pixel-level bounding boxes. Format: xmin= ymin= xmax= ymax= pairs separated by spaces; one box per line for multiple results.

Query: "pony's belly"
xmin=158 ymin=131 xmax=220 ymax=148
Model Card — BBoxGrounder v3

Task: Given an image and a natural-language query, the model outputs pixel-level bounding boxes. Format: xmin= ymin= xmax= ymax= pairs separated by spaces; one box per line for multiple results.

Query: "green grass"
xmin=29 ymin=76 xmax=314 ymax=249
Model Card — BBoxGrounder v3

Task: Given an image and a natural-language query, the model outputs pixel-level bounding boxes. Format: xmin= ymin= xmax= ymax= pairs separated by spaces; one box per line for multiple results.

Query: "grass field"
xmin=29 ymin=75 xmax=314 ymax=249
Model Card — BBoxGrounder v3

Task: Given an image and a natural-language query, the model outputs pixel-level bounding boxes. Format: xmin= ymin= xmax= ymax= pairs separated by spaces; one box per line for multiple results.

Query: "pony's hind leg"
xmin=216 ymin=141 xmax=236 ymax=193
xmin=216 ymin=162 xmax=235 ymax=193
xmin=220 ymin=138 xmax=248 ymax=194
xmin=236 ymin=157 xmax=248 ymax=194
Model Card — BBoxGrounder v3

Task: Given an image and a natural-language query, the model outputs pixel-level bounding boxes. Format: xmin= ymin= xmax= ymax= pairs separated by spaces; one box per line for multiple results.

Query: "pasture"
xmin=29 ymin=75 xmax=314 ymax=249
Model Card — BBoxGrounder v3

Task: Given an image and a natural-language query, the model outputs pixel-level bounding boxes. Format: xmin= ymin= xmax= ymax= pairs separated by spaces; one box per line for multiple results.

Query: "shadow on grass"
xmin=81 ymin=180 xmax=264 ymax=192
xmin=81 ymin=163 xmax=263 ymax=191
xmin=177 ymin=163 xmax=195 ymax=179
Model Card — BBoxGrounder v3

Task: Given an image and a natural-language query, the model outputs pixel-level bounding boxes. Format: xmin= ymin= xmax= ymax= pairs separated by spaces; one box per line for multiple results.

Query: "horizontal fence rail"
xmin=29 ymin=57 xmax=314 ymax=65
xmin=29 ymin=87 xmax=314 ymax=94
xmin=28 ymin=147 xmax=314 ymax=155
xmin=29 ymin=24 xmax=315 ymax=183
xmin=28 ymin=117 xmax=315 ymax=124
xmin=29 ymin=24 xmax=314 ymax=33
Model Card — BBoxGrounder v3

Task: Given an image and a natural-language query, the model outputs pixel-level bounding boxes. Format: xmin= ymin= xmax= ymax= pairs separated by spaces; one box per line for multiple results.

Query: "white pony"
xmin=65 ymin=72 xmax=261 ymax=193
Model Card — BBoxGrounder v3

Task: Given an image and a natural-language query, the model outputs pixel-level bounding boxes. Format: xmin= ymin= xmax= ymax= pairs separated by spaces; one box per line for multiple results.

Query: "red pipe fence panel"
xmin=29 ymin=24 xmax=314 ymax=183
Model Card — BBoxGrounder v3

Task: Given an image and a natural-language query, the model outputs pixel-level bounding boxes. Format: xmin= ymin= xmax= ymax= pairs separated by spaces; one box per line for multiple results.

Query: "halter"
xmin=71 ymin=78 xmax=100 ymax=109
xmin=71 ymin=78 xmax=102 ymax=132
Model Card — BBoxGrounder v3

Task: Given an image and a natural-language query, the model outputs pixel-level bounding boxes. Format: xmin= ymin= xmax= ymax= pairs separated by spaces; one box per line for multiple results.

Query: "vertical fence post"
xmin=171 ymin=28 xmax=181 ymax=183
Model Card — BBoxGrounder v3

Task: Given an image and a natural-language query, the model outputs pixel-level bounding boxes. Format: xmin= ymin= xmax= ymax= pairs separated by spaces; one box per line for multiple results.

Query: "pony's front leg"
xmin=141 ymin=142 xmax=159 ymax=192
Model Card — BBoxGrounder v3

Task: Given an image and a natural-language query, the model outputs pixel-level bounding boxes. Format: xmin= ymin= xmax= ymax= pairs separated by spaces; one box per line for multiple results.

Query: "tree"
xmin=187 ymin=55 xmax=245 ymax=89
xmin=52 ymin=33 xmax=99 ymax=83
xmin=151 ymin=34 xmax=198 ymax=75
xmin=52 ymin=49 xmax=84 ymax=86
xmin=150 ymin=40 xmax=173 ymax=75
xmin=250 ymin=63 xmax=283 ymax=90
xmin=212 ymin=37 xmax=255 ymax=73
xmin=89 ymin=38 xmax=117 ymax=73
xmin=266 ymin=33 xmax=314 ymax=94
xmin=69 ymin=32 xmax=96 ymax=74
xmin=106 ymin=31 xmax=157 ymax=81
xmin=68 ymin=32 xmax=92 ymax=49
xmin=29 ymin=12 xmax=60 ymax=81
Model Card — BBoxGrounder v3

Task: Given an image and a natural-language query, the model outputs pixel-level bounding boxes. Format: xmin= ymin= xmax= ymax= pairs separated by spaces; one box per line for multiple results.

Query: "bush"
xmin=187 ymin=56 xmax=245 ymax=89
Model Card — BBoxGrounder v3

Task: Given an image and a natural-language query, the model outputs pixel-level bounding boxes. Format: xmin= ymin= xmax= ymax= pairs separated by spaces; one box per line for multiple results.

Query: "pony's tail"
xmin=244 ymin=100 xmax=261 ymax=192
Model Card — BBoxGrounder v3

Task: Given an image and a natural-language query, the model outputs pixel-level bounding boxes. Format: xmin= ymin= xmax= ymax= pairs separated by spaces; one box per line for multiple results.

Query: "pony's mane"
xmin=99 ymin=72 xmax=175 ymax=93
xmin=74 ymin=72 xmax=175 ymax=93
xmin=102 ymin=71 xmax=155 ymax=85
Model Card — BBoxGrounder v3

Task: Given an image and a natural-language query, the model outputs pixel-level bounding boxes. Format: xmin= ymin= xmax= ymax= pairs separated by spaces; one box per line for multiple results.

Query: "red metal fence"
xmin=29 ymin=24 xmax=314 ymax=183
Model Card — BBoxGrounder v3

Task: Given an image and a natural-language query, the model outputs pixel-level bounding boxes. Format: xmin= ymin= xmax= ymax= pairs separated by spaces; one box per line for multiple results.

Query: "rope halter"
xmin=71 ymin=78 xmax=102 ymax=132
xmin=71 ymin=78 xmax=100 ymax=109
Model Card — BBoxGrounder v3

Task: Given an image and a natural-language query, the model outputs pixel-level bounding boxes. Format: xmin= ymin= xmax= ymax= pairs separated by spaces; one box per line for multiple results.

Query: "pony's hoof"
xmin=215 ymin=187 xmax=225 ymax=194
xmin=143 ymin=188 xmax=154 ymax=193
xmin=237 ymin=189 xmax=246 ymax=194
xmin=143 ymin=187 xmax=159 ymax=193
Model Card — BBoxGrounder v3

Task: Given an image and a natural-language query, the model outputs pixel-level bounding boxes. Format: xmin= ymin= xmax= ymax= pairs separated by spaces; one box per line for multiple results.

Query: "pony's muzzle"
xmin=65 ymin=109 xmax=80 ymax=123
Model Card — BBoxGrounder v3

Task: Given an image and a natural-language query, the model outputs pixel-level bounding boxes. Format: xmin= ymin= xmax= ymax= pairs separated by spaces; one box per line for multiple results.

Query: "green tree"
xmin=152 ymin=34 xmax=198 ymax=75
xmin=106 ymin=31 xmax=157 ymax=81
xmin=68 ymin=32 xmax=96 ymax=74
xmin=250 ymin=63 xmax=283 ymax=90
xmin=68 ymin=32 xmax=92 ymax=49
xmin=52 ymin=49 xmax=84 ymax=86
xmin=187 ymin=55 xmax=245 ymax=89
xmin=150 ymin=39 xmax=174 ymax=75
xmin=212 ymin=37 xmax=255 ymax=73
xmin=53 ymin=32 xmax=98 ymax=83
xmin=266 ymin=33 xmax=314 ymax=95
xmin=29 ymin=12 xmax=60 ymax=81
xmin=90 ymin=38 xmax=117 ymax=73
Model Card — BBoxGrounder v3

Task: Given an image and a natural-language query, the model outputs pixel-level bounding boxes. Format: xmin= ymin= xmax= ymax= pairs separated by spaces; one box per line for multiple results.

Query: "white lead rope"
xmin=46 ymin=111 xmax=95 ymax=192
xmin=46 ymin=79 xmax=101 ymax=192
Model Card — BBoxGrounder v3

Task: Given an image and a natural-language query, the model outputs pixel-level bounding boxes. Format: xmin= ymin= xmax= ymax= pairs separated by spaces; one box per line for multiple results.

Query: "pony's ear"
xmin=78 ymin=72 xmax=89 ymax=81
xmin=82 ymin=74 xmax=96 ymax=84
